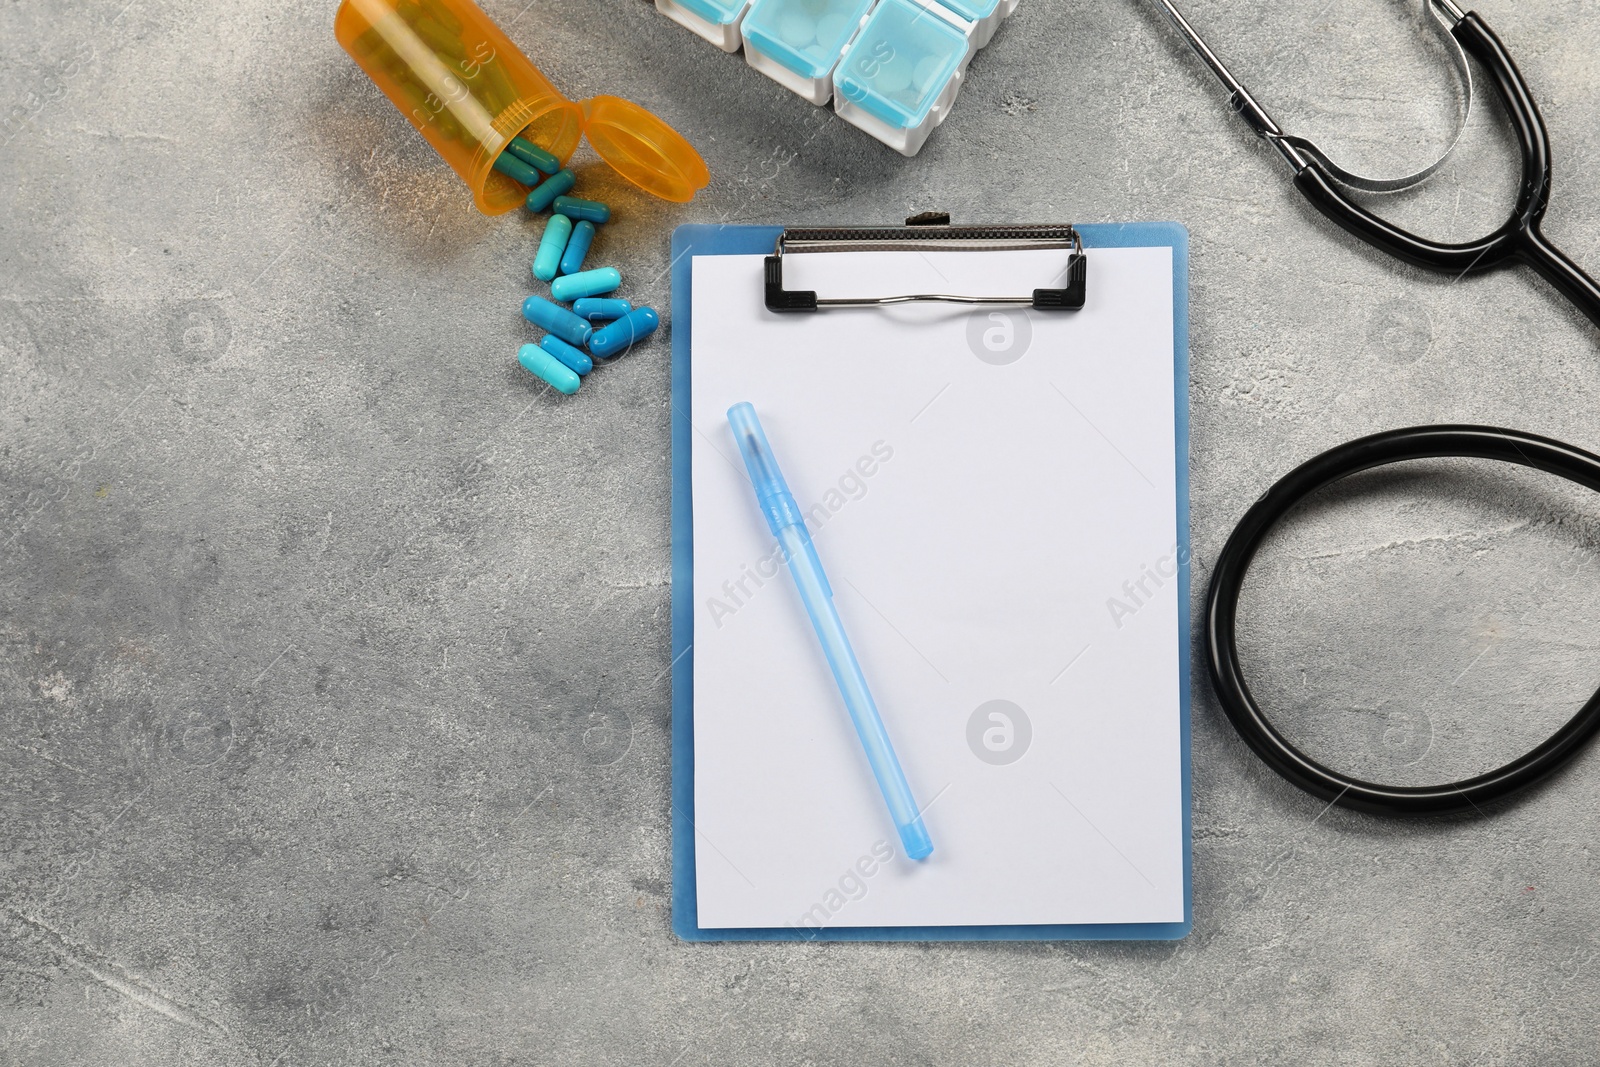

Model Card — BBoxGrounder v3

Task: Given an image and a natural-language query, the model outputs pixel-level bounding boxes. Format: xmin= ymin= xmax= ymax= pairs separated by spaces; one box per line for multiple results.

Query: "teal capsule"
xmin=525 ymin=169 xmax=576 ymax=213
xmin=521 ymin=295 xmax=592 ymax=348
xmin=493 ymin=150 xmax=542 ymax=188
xmin=533 ymin=214 xmax=573 ymax=283
xmin=589 ymin=306 xmax=660 ymax=359
xmin=517 ymin=343 xmax=580 ymax=395
xmin=559 ymin=220 xmax=596 ymax=276
xmin=572 ymin=297 xmax=632 ymax=322
xmin=552 ymin=195 xmax=611 ymax=224
xmin=540 ymin=334 xmax=593 ymax=376
xmin=506 ymin=135 xmax=560 ymax=175
xmin=550 ymin=267 xmax=621 ymax=302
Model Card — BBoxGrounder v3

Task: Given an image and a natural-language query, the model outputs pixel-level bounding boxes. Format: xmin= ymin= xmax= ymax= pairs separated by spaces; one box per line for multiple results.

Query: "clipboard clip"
xmin=764 ymin=213 xmax=1087 ymax=313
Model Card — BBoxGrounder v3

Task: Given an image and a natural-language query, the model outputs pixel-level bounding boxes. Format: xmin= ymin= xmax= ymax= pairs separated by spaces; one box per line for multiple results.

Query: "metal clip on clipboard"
xmin=763 ymin=212 xmax=1088 ymax=313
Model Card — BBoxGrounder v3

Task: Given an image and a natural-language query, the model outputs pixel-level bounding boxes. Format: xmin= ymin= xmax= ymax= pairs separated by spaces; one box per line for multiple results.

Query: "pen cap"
xmin=335 ymin=0 xmax=710 ymax=213
xmin=728 ymin=402 xmax=806 ymax=534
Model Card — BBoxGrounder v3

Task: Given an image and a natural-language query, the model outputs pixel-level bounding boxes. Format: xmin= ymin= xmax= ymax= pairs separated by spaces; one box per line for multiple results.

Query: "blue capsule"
xmin=521 ymin=295 xmax=592 ymax=348
xmin=540 ymin=334 xmax=593 ymax=376
xmin=506 ymin=136 xmax=560 ymax=175
xmin=533 ymin=214 xmax=573 ymax=283
xmin=550 ymin=267 xmax=622 ymax=302
xmin=493 ymin=150 xmax=541 ymax=187
xmin=517 ymin=343 xmax=580 ymax=395
xmin=525 ymin=169 xmax=576 ymax=213
xmin=572 ymin=297 xmax=632 ymax=322
xmin=589 ymin=306 xmax=660 ymax=359
xmin=552 ymin=195 xmax=611 ymax=224
xmin=559 ymin=220 xmax=596 ymax=276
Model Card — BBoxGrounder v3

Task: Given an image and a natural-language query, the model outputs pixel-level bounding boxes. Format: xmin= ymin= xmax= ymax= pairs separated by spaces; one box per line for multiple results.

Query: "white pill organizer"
xmin=655 ymin=0 xmax=1020 ymax=155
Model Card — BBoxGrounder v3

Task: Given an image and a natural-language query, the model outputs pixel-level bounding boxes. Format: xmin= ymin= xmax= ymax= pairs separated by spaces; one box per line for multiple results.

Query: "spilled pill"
xmin=533 ymin=214 xmax=573 ymax=282
xmin=552 ymin=195 xmax=611 ymax=224
xmin=493 ymin=151 xmax=542 ymax=187
xmin=572 ymin=297 xmax=632 ymax=322
xmin=550 ymin=266 xmax=622 ymax=302
xmin=506 ymin=135 xmax=560 ymax=175
xmin=518 ymin=343 xmax=580 ymax=395
xmin=525 ymin=169 xmax=576 ymax=212
xmin=540 ymin=334 xmax=593 ymax=376
xmin=522 ymin=294 xmax=593 ymax=347
xmin=559 ymin=220 xmax=596 ymax=276
xmin=588 ymin=306 xmax=660 ymax=359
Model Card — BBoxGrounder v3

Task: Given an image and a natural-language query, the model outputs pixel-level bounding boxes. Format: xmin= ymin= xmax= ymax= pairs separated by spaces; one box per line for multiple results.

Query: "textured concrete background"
xmin=3 ymin=0 xmax=1599 ymax=1062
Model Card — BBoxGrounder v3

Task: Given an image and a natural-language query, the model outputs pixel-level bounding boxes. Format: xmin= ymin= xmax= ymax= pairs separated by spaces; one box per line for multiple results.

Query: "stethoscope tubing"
xmin=1205 ymin=426 xmax=1600 ymax=816
xmin=1156 ymin=3 xmax=1600 ymax=814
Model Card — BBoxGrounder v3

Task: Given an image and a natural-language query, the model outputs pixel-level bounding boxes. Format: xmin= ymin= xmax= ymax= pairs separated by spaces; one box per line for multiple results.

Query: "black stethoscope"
xmin=1153 ymin=0 xmax=1600 ymax=815
xmin=1155 ymin=0 xmax=1600 ymax=327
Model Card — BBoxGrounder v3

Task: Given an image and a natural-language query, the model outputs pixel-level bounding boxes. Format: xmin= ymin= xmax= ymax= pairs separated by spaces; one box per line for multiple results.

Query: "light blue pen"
xmin=727 ymin=402 xmax=933 ymax=861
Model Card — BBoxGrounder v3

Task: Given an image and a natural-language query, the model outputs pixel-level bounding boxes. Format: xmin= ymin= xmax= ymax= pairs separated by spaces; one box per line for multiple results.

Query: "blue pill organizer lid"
xmin=743 ymin=0 xmax=876 ymax=79
xmin=672 ymin=0 xmax=750 ymax=26
xmin=834 ymin=0 xmax=968 ymax=129
xmin=935 ymin=0 xmax=998 ymax=19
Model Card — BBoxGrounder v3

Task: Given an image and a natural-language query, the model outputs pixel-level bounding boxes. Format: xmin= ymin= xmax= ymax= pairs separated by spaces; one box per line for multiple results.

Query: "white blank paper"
xmin=690 ymin=246 xmax=1183 ymax=930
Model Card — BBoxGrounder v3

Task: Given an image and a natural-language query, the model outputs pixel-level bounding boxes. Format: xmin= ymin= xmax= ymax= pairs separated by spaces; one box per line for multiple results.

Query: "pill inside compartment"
xmin=741 ymin=0 xmax=875 ymax=105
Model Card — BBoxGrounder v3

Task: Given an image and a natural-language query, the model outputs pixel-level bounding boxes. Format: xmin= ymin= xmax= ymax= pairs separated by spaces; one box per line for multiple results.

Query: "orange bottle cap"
xmin=580 ymin=96 xmax=711 ymax=205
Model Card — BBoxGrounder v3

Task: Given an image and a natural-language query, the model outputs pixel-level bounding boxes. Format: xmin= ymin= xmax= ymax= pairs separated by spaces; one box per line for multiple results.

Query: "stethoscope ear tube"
xmin=1287 ymin=12 xmax=1600 ymax=333
xmin=1205 ymin=426 xmax=1600 ymax=816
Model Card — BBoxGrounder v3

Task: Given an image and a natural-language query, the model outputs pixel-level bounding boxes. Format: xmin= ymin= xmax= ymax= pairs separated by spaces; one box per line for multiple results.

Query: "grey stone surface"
xmin=3 ymin=0 xmax=1599 ymax=1062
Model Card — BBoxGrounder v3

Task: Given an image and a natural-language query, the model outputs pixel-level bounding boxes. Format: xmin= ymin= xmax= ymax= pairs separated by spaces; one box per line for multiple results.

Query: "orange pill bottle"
xmin=335 ymin=0 xmax=709 ymax=213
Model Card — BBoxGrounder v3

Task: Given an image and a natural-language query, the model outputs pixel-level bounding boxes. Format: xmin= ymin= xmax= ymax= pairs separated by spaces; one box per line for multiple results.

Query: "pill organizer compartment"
xmin=937 ymin=0 xmax=1014 ymax=50
xmin=832 ymin=0 xmax=971 ymax=156
xmin=741 ymin=0 xmax=875 ymax=106
xmin=657 ymin=0 xmax=751 ymax=52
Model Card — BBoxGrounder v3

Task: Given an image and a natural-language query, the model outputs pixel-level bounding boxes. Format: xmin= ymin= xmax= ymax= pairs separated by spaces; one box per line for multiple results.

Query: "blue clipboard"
xmin=670 ymin=222 xmax=1192 ymax=941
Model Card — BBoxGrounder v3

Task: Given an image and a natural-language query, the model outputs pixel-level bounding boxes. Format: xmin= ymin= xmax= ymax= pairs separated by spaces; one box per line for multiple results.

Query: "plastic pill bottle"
xmin=336 ymin=0 xmax=709 ymax=213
